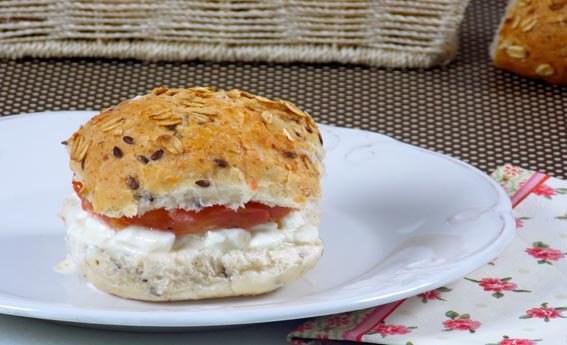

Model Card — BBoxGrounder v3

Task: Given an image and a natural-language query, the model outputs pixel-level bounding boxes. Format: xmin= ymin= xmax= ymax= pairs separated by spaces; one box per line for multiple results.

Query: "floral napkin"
xmin=289 ymin=165 xmax=567 ymax=345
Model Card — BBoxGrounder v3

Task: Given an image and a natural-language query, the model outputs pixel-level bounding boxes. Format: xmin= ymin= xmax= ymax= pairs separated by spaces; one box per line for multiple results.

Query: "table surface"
xmin=0 ymin=0 xmax=565 ymax=343
xmin=0 ymin=315 xmax=298 ymax=345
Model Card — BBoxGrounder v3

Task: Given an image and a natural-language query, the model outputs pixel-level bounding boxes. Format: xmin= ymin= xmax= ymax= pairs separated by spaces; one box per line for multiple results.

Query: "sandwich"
xmin=60 ymin=87 xmax=324 ymax=301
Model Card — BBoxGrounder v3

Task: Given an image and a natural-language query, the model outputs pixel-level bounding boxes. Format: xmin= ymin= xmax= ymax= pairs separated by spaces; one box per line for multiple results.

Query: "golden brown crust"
xmin=66 ymin=87 xmax=323 ymax=217
xmin=492 ymin=0 xmax=567 ymax=85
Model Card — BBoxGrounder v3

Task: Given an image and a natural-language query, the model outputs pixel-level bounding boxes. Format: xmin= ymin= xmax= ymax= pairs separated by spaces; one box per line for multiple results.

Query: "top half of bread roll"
xmin=65 ymin=87 xmax=324 ymax=218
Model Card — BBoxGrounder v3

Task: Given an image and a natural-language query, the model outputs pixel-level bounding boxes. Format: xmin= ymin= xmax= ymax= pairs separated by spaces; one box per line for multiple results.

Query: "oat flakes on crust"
xmin=66 ymin=87 xmax=323 ymax=217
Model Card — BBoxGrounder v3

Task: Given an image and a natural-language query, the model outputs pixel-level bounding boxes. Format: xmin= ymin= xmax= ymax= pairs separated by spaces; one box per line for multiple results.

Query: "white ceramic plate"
xmin=0 ymin=111 xmax=514 ymax=329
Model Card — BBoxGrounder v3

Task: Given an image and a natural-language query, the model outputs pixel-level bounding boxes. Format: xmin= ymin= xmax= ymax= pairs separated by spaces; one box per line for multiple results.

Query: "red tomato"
xmin=72 ymin=181 xmax=292 ymax=236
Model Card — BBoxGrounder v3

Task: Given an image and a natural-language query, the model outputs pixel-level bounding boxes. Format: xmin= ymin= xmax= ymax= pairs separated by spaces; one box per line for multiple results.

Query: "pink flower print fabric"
xmin=288 ymin=166 xmax=567 ymax=345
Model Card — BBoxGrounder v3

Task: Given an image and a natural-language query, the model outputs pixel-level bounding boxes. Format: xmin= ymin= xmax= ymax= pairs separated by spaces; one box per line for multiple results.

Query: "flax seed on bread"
xmin=65 ymin=87 xmax=324 ymax=217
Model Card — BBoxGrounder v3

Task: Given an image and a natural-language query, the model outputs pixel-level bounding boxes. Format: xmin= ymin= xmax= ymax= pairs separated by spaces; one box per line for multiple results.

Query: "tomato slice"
xmin=72 ymin=181 xmax=292 ymax=236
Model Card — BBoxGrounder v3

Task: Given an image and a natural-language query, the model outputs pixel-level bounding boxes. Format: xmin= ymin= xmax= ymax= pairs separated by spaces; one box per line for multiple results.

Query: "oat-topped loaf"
xmin=491 ymin=0 xmax=567 ymax=85
xmin=66 ymin=87 xmax=323 ymax=218
xmin=60 ymin=87 xmax=324 ymax=301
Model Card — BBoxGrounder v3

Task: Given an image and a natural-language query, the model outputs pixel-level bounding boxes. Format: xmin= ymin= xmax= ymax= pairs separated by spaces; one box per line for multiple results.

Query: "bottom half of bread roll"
xmin=60 ymin=196 xmax=323 ymax=301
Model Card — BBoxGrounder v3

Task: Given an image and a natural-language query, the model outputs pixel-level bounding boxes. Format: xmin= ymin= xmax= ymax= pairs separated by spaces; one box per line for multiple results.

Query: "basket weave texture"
xmin=0 ymin=0 xmax=471 ymax=67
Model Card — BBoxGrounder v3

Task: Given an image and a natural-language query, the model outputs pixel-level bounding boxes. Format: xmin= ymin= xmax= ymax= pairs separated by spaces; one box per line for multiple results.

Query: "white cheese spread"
xmin=61 ymin=196 xmax=318 ymax=255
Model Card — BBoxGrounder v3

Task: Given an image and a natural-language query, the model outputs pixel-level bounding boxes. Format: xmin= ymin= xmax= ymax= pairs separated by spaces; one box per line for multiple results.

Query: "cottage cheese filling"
xmin=61 ymin=196 xmax=319 ymax=255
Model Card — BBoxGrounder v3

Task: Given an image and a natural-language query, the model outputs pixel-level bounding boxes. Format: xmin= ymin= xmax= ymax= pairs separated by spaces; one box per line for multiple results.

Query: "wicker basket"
xmin=0 ymin=0 xmax=471 ymax=67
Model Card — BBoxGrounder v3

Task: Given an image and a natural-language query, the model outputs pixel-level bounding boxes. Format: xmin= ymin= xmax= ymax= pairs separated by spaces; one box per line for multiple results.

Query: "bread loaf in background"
xmin=491 ymin=0 xmax=567 ymax=85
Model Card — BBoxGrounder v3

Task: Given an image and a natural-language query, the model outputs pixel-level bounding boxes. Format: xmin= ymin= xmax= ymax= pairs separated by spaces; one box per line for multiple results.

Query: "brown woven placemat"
xmin=0 ymin=0 xmax=565 ymax=178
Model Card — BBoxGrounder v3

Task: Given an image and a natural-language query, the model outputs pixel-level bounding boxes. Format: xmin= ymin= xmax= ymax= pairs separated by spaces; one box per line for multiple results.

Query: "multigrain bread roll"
xmin=491 ymin=0 xmax=567 ymax=85
xmin=60 ymin=87 xmax=324 ymax=301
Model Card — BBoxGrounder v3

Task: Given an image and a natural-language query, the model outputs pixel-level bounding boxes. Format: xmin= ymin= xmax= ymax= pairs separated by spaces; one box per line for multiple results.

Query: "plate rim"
xmin=0 ymin=111 xmax=515 ymax=327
